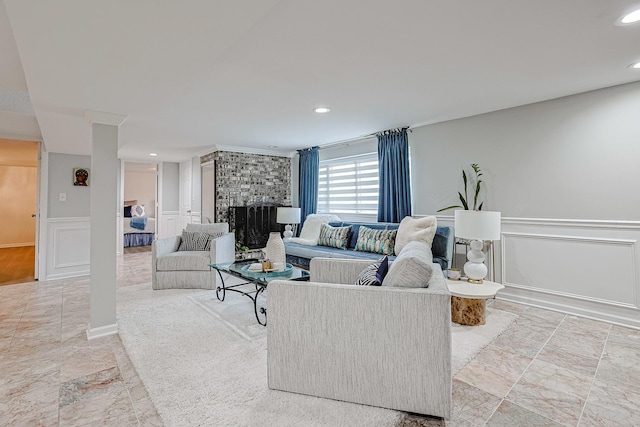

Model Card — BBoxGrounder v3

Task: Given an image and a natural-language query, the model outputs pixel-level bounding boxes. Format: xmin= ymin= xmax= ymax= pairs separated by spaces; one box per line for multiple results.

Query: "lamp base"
xmin=283 ymin=224 xmax=293 ymax=240
xmin=464 ymin=240 xmax=488 ymax=283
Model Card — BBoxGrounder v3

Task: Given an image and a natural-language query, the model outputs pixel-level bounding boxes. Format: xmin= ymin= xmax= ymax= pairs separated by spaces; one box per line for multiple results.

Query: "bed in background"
xmin=123 ymin=200 xmax=156 ymax=247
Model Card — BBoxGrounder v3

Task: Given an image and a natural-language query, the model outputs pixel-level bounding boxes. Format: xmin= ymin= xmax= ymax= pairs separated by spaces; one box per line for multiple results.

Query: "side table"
xmin=447 ymin=279 xmax=504 ymax=326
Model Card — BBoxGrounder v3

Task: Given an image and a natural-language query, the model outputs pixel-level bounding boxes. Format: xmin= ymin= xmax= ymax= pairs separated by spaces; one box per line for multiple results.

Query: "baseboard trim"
xmin=45 ymin=269 xmax=90 ymax=281
xmin=0 ymin=242 xmax=35 ymax=248
xmin=498 ymin=288 xmax=640 ymax=331
xmin=87 ymin=323 xmax=118 ymax=340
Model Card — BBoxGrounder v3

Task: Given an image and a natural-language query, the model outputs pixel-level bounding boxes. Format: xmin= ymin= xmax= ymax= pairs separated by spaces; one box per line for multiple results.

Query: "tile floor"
xmin=1 ymin=251 xmax=639 ymax=426
xmin=0 ymin=252 xmax=160 ymax=426
xmin=403 ymin=300 xmax=640 ymax=426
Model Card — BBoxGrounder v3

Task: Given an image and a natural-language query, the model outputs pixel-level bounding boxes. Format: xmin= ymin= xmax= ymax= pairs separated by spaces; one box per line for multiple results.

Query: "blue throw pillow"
xmin=124 ymin=205 xmax=132 ymax=218
xmin=355 ymin=256 xmax=389 ymax=286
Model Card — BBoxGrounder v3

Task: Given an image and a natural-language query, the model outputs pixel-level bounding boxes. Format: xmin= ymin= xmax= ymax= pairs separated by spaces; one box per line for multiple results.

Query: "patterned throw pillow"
xmin=178 ymin=231 xmax=211 ymax=251
xmin=354 ymin=226 xmax=397 ymax=255
xmin=317 ymin=224 xmax=351 ymax=249
xmin=203 ymin=231 xmax=226 ymax=251
xmin=355 ymin=256 xmax=389 ymax=286
xmin=131 ymin=204 xmax=146 ymax=217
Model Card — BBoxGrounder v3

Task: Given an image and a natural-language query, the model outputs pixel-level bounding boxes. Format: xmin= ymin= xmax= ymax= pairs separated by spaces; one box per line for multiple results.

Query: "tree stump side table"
xmin=447 ymin=279 xmax=505 ymax=326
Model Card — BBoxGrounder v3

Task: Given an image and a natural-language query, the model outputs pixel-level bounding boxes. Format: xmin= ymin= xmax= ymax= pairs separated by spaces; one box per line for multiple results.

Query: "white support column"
xmin=85 ymin=111 xmax=127 ymax=340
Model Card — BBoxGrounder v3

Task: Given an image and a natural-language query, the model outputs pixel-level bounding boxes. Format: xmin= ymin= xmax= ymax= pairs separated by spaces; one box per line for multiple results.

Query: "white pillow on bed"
xmin=131 ymin=204 xmax=146 ymax=217
xmin=289 ymin=214 xmax=341 ymax=246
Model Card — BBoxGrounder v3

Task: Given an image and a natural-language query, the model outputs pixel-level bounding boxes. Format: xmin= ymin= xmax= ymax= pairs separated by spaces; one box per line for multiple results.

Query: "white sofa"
xmin=151 ymin=223 xmax=236 ymax=290
xmin=267 ymin=249 xmax=452 ymax=418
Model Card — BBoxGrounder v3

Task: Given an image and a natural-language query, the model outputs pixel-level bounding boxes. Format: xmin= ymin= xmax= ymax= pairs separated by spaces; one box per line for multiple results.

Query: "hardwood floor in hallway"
xmin=0 ymin=246 xmax=35 ymax=286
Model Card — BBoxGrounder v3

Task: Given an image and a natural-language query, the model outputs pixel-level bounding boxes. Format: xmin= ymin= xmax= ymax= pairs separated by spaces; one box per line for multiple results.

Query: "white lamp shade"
xmin=277 ymin=207 xmax=301 ymax=224
xmin=454 ymin=210 xmax=501 ymax=241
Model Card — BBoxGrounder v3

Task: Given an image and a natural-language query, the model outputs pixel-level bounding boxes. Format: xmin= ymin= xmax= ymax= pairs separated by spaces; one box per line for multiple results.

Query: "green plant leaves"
xmin=438 ymin=163 xmax=486 ymax=212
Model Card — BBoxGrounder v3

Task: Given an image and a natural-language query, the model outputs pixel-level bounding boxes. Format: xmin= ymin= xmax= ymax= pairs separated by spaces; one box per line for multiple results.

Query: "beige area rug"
xmin=117 ymin=282 xmax=516 ymax=427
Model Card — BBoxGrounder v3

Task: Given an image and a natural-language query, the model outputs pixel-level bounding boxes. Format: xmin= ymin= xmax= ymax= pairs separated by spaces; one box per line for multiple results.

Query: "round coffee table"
xmin=447 ymin=279 xmax=504 ymax=326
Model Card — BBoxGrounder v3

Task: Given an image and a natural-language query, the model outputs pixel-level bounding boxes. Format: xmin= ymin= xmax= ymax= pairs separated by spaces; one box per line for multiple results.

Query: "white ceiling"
xmin=1 ymin=0 xmax=639 ymax=162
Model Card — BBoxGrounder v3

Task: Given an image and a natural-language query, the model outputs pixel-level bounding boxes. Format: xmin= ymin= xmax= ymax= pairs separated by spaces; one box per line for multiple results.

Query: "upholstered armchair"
xmin=152 ymin=223 xmax=235 ymax=290
xmin=267 ymin=244 xmax=452 ymax=418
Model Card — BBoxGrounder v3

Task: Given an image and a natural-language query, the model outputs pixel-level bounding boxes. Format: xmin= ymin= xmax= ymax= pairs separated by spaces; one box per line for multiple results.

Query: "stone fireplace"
xmin=200 ymin=150 xmax=292 ymax=248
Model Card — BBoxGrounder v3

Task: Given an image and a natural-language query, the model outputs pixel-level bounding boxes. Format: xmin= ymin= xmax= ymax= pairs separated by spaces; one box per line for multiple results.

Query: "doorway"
xmin=0 ymin=139 xmax=39 ymax=286
xmin=122 ymin=162 xmax=158 ymax=255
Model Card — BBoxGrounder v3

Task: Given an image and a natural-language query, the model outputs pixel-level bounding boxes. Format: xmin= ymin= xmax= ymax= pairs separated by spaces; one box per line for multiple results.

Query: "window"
xmin=317 ymin=153 xmax=378 ymax=215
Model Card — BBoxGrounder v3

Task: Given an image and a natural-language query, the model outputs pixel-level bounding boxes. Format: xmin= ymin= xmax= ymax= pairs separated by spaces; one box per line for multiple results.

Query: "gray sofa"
xmin=151 ymin=223 xmax=235 ymax=290
xmin=267 ymin=247 xmax=452 ymax=418
xmin=285 ymin=221 xmax=454 ymax=271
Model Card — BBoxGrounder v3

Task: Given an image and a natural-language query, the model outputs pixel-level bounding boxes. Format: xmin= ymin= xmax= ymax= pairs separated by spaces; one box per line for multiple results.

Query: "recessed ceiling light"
xmin=631 ymin=61 xmax=640 ymax=69
xmin=616 ymin=8 xmax=640 ymax=25
xmin=149 ymin=153 xmax=158 ymax=156
xmin=314 ymin=107 xmax=331 ymax=113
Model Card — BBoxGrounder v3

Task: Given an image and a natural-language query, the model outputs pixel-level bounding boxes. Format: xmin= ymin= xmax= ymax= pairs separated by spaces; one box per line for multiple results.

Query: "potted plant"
xmin=231 ymin=228 xmax=250 ymax=259
xmin=438 ymin=163 xmax=484 ymax=212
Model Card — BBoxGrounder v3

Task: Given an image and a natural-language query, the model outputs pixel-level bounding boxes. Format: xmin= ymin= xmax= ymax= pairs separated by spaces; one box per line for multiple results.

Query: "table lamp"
xmin=277 ymin=207 xmax=301 ymax=241
xmin=454 ymin=210 xmax=501 ymax=283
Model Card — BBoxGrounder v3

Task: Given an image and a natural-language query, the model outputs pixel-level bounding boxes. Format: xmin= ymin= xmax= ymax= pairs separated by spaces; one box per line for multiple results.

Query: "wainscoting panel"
xmin=46 ymin=217 xmax=90 ymax=280
xmin=499 ymin=218 xmax=640 ymax=329
xmin=434 ymin=215 xmax=640 ymax=329
xmin=502 ymin=232 xmax=636 ymax=306
xmin=160 ymin=211 xmax=180 ymax=239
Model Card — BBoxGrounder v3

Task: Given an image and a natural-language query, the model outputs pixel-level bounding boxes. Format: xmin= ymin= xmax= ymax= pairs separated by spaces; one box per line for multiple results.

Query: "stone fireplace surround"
xmin=201 ymin=150 xmax=292 ymax=248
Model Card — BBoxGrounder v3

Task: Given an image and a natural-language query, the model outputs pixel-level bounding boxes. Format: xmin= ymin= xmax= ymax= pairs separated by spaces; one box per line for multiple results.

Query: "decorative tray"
xmin=241 ymin=263 xmax=294 ymax=276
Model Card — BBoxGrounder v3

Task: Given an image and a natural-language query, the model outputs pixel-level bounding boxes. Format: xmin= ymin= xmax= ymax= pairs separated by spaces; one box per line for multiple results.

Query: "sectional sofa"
xmin=284 ymin=220 xmax=454 ymax=271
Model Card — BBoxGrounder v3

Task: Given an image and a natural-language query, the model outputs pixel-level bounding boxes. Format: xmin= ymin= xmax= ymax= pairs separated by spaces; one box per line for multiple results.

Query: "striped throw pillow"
xmin=317 ymin=224 xmax=351 ymax=249
xmin=203 ymin=231 xmax=226 ymax=251
xmin=354 ymin=226 xmax=397 ymax=255
xmin=355 ymin=256 xmax=389 ymax=286
xmin=178 ymin=231 xmax=211 ymax=251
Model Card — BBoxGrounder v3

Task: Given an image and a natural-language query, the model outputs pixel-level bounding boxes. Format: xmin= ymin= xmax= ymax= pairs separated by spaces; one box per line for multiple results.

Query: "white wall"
xmin=410 ymin=81 xmax=640 ymax=329
xmin=411 ymin=81 xmax=640 ymax=220
xmin=162 ymin=162 xmax=179 ymax=211
xmin=47 ymin=153 xmax=91 ymax=218
xmin=124 ymin=171 xmax=156 ymax=217
xmin=0 ymin=165 xmax=37 ymax=247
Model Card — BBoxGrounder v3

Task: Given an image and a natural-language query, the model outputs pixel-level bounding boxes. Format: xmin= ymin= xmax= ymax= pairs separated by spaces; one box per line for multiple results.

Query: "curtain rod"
xmin=318 ymin=127 xmax=412 ymax=150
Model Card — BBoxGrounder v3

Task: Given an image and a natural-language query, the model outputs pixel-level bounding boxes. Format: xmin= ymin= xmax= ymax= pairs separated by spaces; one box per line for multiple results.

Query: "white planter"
xmin=265 ymin=232 xmax=286 ymax=266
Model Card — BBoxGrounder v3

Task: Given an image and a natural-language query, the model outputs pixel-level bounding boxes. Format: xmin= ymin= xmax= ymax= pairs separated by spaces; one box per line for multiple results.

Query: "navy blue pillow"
xmin=355 ymin=256 xmax=389 ymax=286
xmin=124 ymin=205 xmax=132 ymax=218
xmin=375 ymin=256 xmax=389 ymax=284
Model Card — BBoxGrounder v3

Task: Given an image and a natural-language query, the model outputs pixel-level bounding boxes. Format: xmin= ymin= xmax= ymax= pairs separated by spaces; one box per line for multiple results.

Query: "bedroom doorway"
xmin=122 ymin=162 xmax=158 ymax=255
xmin=0 ymin=139 xmax=40 ymax=286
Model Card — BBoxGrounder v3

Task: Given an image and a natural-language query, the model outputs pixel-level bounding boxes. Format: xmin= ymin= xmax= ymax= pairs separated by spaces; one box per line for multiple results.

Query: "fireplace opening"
xmin=228 ymin=202 xmax=285 ymax=249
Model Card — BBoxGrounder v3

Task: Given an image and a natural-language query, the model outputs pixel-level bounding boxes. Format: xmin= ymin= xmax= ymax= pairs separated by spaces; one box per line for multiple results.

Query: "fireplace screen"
xmin=229 ymin=203 xmax=284 ymax=249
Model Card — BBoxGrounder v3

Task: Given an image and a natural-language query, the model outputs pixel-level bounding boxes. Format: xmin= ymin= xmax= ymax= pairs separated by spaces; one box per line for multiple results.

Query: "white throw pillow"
xmin=383 ymin=241 xmax=434 ymax=288
xmin=290 ymin=213 xmax=341 ymax=246
xmin=131 ymin=204 xmax=146 ymax=217
xmin=394 ymin=215 xmax=437 ymax=255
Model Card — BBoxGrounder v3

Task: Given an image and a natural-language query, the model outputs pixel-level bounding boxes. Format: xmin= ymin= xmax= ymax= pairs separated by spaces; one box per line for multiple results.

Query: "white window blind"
xmin=317 ymin=152 xmax=379 ymax=215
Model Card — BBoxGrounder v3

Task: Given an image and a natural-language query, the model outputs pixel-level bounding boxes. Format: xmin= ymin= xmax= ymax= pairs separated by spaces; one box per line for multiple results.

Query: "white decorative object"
xmin=394 ymin=215 xmax=438 ymax=255
xmin=291 ymin=213 xmax=341 ymax=246
xmin=277 ymin=207 xmax=301 ymax=241
xmin=454 ymin=210 xmax=501 ymax=283
xmin=265 ymin=232 xmax=286 ymax=266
